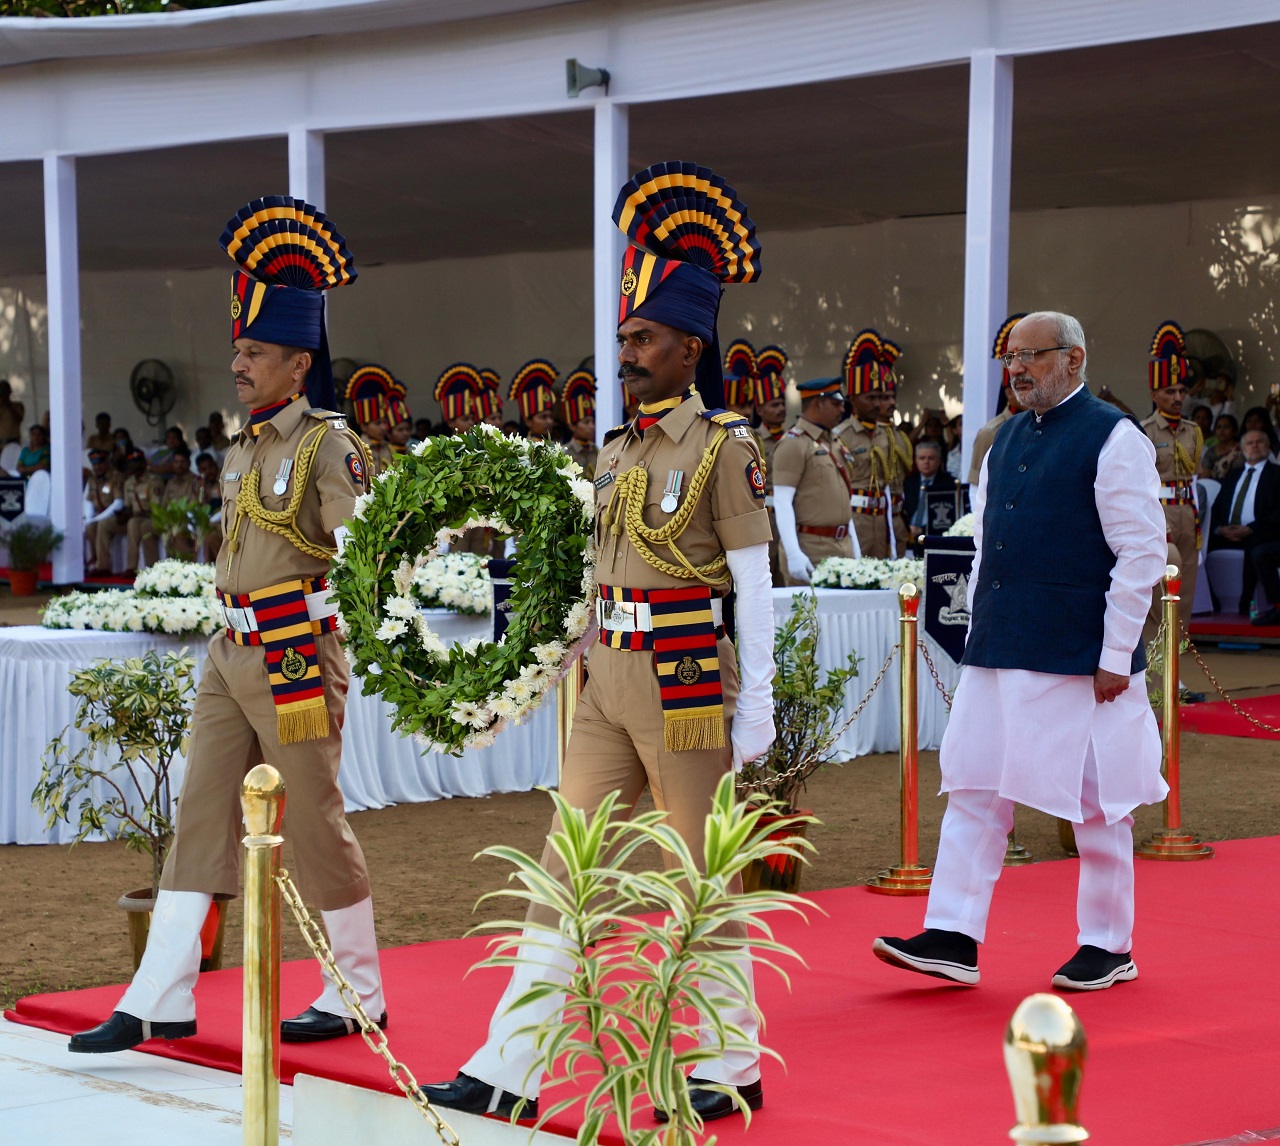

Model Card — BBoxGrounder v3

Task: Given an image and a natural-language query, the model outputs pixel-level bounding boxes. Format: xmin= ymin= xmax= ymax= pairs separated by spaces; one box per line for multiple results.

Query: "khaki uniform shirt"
xmin=1141 ymin=412 xmax=1201 ymax=488
xmin=770 ymin=417 xmax=852 ymax=529
xmin=834 ymin=418 xmax=883 ymax=491
xmin=968 ymin=409 xmax=1014 ymax=485
xmin=594 ymin=395 xmax=772 ymax=591
xmin=123 ymin=472 xmax=163 ymax=517
xmin=362 ymin=436 xmax=396 ymax=480
xmin=163 ymin=472 xmax=200 ymax=506
xmin=86 ymin=431 xmax=116 ymax=454
xmin=565 ymin=438 xmax=599 ymax=482
xmin=219 ymin=400 xmax=369 ymax=598
xmin=754 ymin=425 xmax=784 ymax=494
xmin=86 ymin=472 xmax=124 ymax=513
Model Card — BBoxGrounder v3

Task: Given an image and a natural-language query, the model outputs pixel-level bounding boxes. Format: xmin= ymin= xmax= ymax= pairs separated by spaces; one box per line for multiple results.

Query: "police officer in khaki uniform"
xmin=509 ymin=359 xmax=559 ymax=441
xmin=561 ymin=368 xmax=599 ymax=480
xmin=157 ymin=445 xmax=201 ymax=560
xmin=72 ymin=197 xmax=385 ymax=1054
xmin=123 ymin=449 xmax=164 ymax=573
xmin=772 ymin=377 xmax=855 ymax=583
xmin=1141 ymin=322 xmax=1202 ymax=636
xmin=969 ymin=314 xmax=1028 ymax=486
xmin=343 ymin=364 xmax=397 ymax=478
xmin=426 ymin=161 xmax=775 ymax=1126
xmin=754 ymin=345 xmax=790 ymax=584
xmin=477 ymin=368 xmax=505 ymax=430
xmin=723 ymin=339 xmax=757 ymax=421
xmin=835 ymin=329 xmax=907 ymax=557
xmin=434 ymin=363 xmax=507 ymax=559
xmin=83 ymin=449 xmax=125 ymax=576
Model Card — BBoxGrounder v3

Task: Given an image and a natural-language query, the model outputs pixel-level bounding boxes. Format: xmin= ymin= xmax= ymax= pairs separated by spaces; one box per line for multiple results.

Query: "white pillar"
xmin=288 ymin=127 xmax=326 ymax=210
xmin=44 ymin=153 xmax=83 ymax=586
xmin=960 ymin=51 xmax=1013 ymax=482
xmin=593 ymin=101 xmax=629 ymax=442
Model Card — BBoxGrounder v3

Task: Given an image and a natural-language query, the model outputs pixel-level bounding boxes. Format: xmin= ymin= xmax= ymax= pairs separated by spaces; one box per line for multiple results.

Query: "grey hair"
xmin=1018 ymin=310 xmax=1088 ymax=383
xmin=914 ymin=438 xmax=944 ymax=457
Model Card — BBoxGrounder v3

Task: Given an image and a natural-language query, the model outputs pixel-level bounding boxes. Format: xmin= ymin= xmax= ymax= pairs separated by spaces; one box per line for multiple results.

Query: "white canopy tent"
xmin=3 ymin=0 xmax=1280 ymax=581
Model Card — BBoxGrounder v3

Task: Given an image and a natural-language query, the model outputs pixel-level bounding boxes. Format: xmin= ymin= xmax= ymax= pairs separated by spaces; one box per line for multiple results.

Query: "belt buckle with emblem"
xmin=608 ymin=601 xmax=636 ymax=632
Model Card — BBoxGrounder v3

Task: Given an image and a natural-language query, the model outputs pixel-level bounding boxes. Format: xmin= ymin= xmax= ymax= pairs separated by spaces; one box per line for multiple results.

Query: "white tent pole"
xmin=43 ymin=152 xmax=83 ymax=586
xmin=960 ymin=50 xmax=1013 ymax=482
xmin=288 ymin=126 xmax=326 ymax=210
xmin=592 ymin=100 xmax=628 ymax=442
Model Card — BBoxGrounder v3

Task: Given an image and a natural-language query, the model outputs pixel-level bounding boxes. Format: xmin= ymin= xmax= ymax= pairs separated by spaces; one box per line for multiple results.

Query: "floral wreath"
xmin=330 ymin=423 xmax=596 ymax=754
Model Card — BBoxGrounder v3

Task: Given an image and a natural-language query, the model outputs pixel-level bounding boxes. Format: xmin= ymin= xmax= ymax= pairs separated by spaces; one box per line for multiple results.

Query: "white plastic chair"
xmin=0 ymin=442 xmax=19 ymax=476
xmin=23 ymin=469 xmax=50 ymax=517
xmin=1192 ymin=478 xmax=1219 ymax=615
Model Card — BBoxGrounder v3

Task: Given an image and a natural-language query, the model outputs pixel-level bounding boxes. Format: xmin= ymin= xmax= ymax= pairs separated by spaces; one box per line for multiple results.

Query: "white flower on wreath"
xmin=532 ymin=641 xmax=565 ymax=666
xmin=486 ymin=693 xmax=520 ymax=720
xmin=450 ymin=700 xmax=492 ymax=729
xmin=375 ymin=617 xmax=407 ymax=642
xmin=352 ymin=492 xmax=374 ymax=521
xmin=384 ymin=595 xmax=417 ymax=620
xmin=564 ymin=599 xmax=592 ymax=640
xmin=504 ymin=678 xmax=534 ymax=706
xmin=518 ymin=662 xmax=553 ymax=691
xmin=569 ymin=478 xmax=596 ymax=515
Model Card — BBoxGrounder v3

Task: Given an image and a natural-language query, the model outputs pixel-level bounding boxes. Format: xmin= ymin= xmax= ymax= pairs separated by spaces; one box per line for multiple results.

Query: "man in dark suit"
xmin=903 ymin=439 xmax=958 ymax=545
xmin=1209 ymin=428 xmax=1280 ymax=616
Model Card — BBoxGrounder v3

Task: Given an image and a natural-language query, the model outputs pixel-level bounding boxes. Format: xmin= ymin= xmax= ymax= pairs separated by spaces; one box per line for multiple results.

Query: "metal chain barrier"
xmin=1180 ymin=621 xmax=1280 ymax=735
xmin=916 ymin=638 xmax=953 ymax=711
xmin=274 ymin=868 xmax=461 ymax=1146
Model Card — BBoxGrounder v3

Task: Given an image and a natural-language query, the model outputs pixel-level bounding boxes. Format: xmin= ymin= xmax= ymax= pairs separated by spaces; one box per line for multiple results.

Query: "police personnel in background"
xmin=835 ymin=329 xmax=909 ymax=557
xmin=122 ymin=447 xmax=163 ymax=574
xmin=723 ymin=339 xmax=757 ymax=421
xmin=1141 ymin=322 xmax=1202 ymax=635
xmin=509 ymin=359 xmax=560 ymax=441
xmin=386 ymin=380 xmax=413 ymax=455
xmin=561 ymin=367 xmax=599 ymax=480
xmin=71 ymin=197 xmax=385 ymax=1054
xmin=772 ymin=377 xmax=855 ymax=584
xmin=969 ymin=314 xmax=1027 ymax=486
xmin=436 ymin=363 xmax=505 ymax=558
xmin=754 ymin=345 xmax=790 ymax=584
xmin=425 ymin=160 xmax=775 ymax=1126
xmin=344 ymin=364 xmax=397 ymax=477
xmin=477 ymin=368 xmax=505 ymax=430
xmin=159 ymin=445 xmax=200 ymax=560
xmin=83 ymin=448 xmax=125 ymax=576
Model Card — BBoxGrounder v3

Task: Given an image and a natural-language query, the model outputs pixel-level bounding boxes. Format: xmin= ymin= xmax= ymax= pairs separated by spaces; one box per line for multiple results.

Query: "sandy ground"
xmin=3 ymin=584 xmax=1279 ymax=1010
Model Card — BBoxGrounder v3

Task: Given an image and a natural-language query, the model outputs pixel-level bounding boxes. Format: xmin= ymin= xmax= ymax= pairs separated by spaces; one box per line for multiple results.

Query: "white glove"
xmin=724 ymin=543 xmax=776 ymax=771
xmin=772 ymin=485 xmax=814 ymax=582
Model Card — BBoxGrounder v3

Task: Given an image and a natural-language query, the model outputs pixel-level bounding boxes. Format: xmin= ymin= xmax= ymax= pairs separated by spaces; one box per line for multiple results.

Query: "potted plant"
xmin=735 ymin=590 xmax=861 ymax=893
xmin=150 ymin=498 xmax=215 ymax=562
xmin=32 ymin=649 xmax=225 ymax=971
xmin=3 ymin=520 xmax=64 ymax=596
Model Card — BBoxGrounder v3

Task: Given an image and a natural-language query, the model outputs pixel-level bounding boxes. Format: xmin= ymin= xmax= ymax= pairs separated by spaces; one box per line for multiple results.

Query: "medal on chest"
xmin=273 ymin=457 xmax=294 ymax=497
xmin=661 ymin=469 xmax=684 ymax=514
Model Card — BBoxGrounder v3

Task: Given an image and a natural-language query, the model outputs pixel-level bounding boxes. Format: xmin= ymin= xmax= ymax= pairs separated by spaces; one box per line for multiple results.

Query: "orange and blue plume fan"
xmin=508 ymin=359 xmax=559 ymax=401
xmin=1149 ymin=321 xmax=1187 ymax=359
xmin=220 ymin=196 xmax=356 ymax=291
xmin=879 ymin=337 xmax=902 ymax=370
xmin=723 ymin=340 xmax=757 ymax=380
xmin=756 ymin=345 xmax=789 ymax=377
xmin=434 ymin=363 xmax=484 ymax=404
xmin=1148 ymin=321 xmax=1191 ymax=388
xmin=612 ymin=160 xmax=761 ymax=284
xmin=992 ymin=313 xmax=1027 ymax=359
xmin=845 ymin=330 xmax=884 ymax=375
xmin=342 ymin=364 xmax=395 ymax=402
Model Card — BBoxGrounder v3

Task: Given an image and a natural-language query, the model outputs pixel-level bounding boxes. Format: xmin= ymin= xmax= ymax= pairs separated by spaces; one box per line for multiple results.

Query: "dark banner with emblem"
xmin=0 ymin=478 xmax=24 ymax=523
xmin=921 ymin=537 xmax=975 ymax=668
xmin=489 ymin=558 xmax=515 ymax=644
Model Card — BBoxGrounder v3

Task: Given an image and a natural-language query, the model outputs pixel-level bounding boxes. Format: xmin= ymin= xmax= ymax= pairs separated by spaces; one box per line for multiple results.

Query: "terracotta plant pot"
xmin=118 ymin=889 xmax=227 ymax=973
xmin=741 ymin=811 xmax=811 ymax=895
xmin=7 ymin=568 xmax=37 ymax=596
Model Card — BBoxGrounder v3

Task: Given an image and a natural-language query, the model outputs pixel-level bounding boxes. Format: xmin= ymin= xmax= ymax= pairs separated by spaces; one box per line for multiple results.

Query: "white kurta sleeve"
xmin=1094 ymin=421 xmax=1166 ymax=674
xmin=965 ymin=452 xmax=988 ymax=613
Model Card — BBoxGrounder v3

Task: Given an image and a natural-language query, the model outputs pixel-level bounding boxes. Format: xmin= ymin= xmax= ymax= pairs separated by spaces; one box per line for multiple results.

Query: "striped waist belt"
xmin=799 ymin=523 xmax=849 ymax=539
xmin=596 ymin=585 xmax=726 ymax=753
xmin=216 ymin=576 xmax=336 ymax=744
xmin=1158 ymin=484 xmax=1195 ymax=504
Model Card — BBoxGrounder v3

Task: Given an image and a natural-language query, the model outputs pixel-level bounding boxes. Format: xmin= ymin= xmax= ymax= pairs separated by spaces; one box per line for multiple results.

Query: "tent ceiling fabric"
xmin=3 ymin=25 xmax=1280 ymax=277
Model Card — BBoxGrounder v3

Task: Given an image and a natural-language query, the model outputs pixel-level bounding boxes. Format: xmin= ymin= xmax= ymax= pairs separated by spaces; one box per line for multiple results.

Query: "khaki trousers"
xmin=86 ymin=517 xmax=120 ymax=570
xmin=160 ymin=630 xmax=371 ymax=911
xmin=1145 ymin=503 xmax=1198 ymax=633
xmin=787 ymin=531 xmax=854 ymax=586
xmin=126 ymin=516 xmax=159 ymax=569
xmin=853 ymin=511 xmax=910 ymax=559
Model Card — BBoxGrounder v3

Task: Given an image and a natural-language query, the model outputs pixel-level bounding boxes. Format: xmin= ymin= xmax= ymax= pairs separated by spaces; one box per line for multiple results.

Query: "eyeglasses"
xmin=999 ymin=346 xmax=1072 ymax=368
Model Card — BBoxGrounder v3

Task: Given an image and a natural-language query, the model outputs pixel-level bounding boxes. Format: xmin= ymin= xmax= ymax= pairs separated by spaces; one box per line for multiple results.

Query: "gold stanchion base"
xmin=1003 ymin=841 xmax=1035 ymax=867
xmin=1135 ymin=828 xmax=1214 ymax=861
xmin=867 ymin=864 xmax=933 ymax=896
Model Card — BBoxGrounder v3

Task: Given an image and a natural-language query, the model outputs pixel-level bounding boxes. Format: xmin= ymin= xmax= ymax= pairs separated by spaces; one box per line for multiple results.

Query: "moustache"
xmin=618 ymin=366 xmax=650 ymax=380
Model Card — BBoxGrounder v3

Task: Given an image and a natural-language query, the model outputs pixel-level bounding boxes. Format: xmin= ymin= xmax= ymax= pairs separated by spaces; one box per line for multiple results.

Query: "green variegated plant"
xmin=472 ymin=773 xmax=814 ymax=1145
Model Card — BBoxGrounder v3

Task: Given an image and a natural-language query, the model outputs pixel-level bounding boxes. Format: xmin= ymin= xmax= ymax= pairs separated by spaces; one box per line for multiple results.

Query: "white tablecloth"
xmin=0 ymin=592 xmax=951 ymax=845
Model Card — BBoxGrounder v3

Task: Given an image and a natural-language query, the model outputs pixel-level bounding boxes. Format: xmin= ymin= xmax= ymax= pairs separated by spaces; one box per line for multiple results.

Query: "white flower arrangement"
xmin=810 ymin=556 xmax=925 ymax=592
xmin=409 ymin=551 xmax=494 ymax=617
xmin=943 ymin=513 xmax=975 ymax=537
xmin=42 ymin=563 xmax=220 ymax=636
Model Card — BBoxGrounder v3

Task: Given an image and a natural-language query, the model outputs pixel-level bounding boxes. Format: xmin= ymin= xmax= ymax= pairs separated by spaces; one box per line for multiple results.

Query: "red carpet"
xmin=10 ymin=838 xmax=1280 ymax=1145
xmin=1180 ymin=694 xmax=1280 ymax=740
xmin=1189 ymin=614 xmax=1280 ymax=640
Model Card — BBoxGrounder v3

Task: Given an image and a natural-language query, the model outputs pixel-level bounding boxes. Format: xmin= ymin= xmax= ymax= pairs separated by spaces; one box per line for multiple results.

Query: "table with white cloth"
xmin=0 ymin=591 xmax=952 ymax=845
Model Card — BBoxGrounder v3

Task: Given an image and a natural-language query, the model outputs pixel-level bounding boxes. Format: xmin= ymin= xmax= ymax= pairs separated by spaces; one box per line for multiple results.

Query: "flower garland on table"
xmin=410 ymin=552 xmax=492 ymax=616
xmin=43 ymin=562 xmax=220 ymax=636
xmin=810 ymin=556 xmax=924 ymax=592
xmin=943 ymin=513 xmax=975 ymax=537
xmin=330 ymin=424 xmax=595 ymax=755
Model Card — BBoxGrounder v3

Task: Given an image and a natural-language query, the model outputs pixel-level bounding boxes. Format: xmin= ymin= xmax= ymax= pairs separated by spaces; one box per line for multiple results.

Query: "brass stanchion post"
xmin=868 ymin=583 xmax=932 ymax=894
xmin=1004 ymin=993 xmax=1089 ymax=1144
xmin=1004 ymin=822 xmax=1034 ymax=866
xmin=1137 ymin=564 xmax=1213 ymax=860
xmin=241 ymin=764 xmax=286 ymax=1146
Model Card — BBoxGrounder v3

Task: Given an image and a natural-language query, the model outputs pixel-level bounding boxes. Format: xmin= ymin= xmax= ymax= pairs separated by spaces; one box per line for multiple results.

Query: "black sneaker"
xmin=1051 ymin=945 xmax=1137 ymax=991
xmin=872 ymin=929 xmax=979 ymax=985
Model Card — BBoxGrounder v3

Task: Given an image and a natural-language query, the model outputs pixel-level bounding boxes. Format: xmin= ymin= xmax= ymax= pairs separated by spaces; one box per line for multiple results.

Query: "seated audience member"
xmin=110 ymin=428 xmax=134 ymax=473
xmin=122 ymin=449 xmax=163 ymax=574
xmin=1202 ymin=414 xmax=1242 ymax=479
xmin=84 ymin=449 xmax=125 ymax=576
xmin=903 ymin=439 xmax=958 ymax=544
xmin=0 ymin=379 xmax=24 ymax=445
xmin=147 ymin=426 xmax=187 ymax=476
xmin=195 ymin=451 xmax=223 ymax=563
xmin=192 ymin=424 xmax=222 ymax=466
xmin=157 ymin=446 xmax=199 ymax=560
xmin=1209 ymin=428 xmax=1280 ymax=615
xmin=1191 ymin=404 xmax=1214 ymax=444
xmin=944 ymin=415 xmax=963 ymax=480
xmin=86 ymin=412 xmax=115 ymax=454
xmin=1241 ymin=406 xmax=1279 ymax=460
xmin=17 ymin=424 xmax=51 ymax=478
xmin=208 ymin=411 xmax=230 ymax=451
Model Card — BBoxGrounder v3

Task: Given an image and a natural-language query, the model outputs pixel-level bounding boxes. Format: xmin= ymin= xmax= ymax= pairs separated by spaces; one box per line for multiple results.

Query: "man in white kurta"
xmin=873 ymin=311 xmax=1167 ymax=992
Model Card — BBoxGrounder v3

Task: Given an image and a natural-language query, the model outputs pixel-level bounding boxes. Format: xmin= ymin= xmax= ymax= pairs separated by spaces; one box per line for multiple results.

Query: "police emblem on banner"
xmin=922 ymin=538 xmax=976 ymax=668
xmin=0 ymin=478 xmax=25 ymax=523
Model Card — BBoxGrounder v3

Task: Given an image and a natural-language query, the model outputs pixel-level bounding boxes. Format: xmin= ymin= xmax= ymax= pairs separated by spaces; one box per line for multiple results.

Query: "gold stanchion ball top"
xmin=1004 ymin=993 xmax=1088 ymax=1142
xmin=898 ymin=581 xmax=920 ymax=618
xmin=1165 ymin=563 xmax=1180 ymax=581
xmin=898 ymin=582 xmax=918 ymax=602
xmin=241 ymin=763 xmax=286 ymax=837
xmin=1006 ymin=993 xmax=1085 ymax=1053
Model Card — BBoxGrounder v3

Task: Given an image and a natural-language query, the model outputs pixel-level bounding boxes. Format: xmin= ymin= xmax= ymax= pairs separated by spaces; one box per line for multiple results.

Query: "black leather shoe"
xmin=280 ymin=1005 xmax=387 ymax=1043
xmin=654 ymin=1077 xmax=764 ymax=1123
xmin=418 ymin=1072 xmax=538 ymax=1120
xmin=1252 ymin=607 xmax=1280 ymax=628
xmin=68 ymin=1011 xmax=196 ymax=1053
xmin=872 ymin=928 xmax=980 ymax=985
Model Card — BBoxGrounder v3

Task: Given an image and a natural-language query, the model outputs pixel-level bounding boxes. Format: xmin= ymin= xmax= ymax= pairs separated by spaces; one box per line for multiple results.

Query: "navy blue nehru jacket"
xmin=963 ymin=387 xmax=1145 ymax=676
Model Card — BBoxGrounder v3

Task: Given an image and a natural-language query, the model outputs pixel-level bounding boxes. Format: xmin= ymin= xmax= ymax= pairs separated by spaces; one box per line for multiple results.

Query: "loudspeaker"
xmin=566 ymin=58 xmax=610 ymax=98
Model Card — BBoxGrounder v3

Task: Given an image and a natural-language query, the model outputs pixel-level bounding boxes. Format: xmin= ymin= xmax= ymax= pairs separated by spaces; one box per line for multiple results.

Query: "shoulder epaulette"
xmin=785 ymin=426 xmax=803 ymax=438
xmin=701 ymin=409 xmax=750 ymax=428
xmin=603 ymin=423 xmax=629 ymax=444
xmin=305 ymin=408 xmax=353 ymax=428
